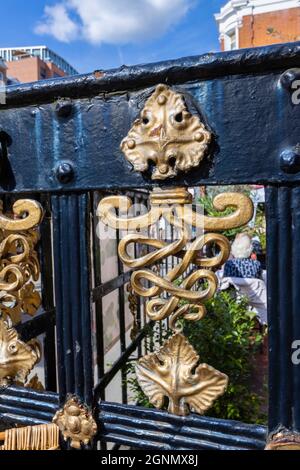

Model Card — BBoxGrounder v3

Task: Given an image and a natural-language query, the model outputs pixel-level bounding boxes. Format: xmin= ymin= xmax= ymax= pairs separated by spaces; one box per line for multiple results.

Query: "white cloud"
xmin=35 ymin=4 xmax=79 ymax=42
xmin=35 ymin=0 xmax=195 ymax=45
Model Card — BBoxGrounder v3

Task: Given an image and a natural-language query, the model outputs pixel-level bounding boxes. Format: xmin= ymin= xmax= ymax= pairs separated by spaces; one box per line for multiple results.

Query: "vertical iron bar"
xmin=277 ymin=187 xmax=293 ymax=428
xmin=39 ymin=194 xmax=57 ymax=392
xmin=266 ymin=185 xmax=280 ymax=431
xmin=92 ymin=192 xmax=105 ymax=394
xmin=291 ymin=186 xmax=300 ymax=431
xmin=266 ymin=185 xmax=299 ymax=432
xmin=52 ymin=193 xmax=93 ymax=405
xmin=135 ymin=195 xmax=142 ymax=358
xmin=92 ymin=192 xmax=107 ymax=450
xmin=116 ymin=223 xmax=127 ymax=405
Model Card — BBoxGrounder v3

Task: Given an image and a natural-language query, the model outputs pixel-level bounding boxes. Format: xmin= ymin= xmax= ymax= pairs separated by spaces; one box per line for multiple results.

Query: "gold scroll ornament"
xmin=127 ymin=282 xmax=139 ymax=340
xmin=98 ymin=188 xmax=253 ymax=416
xmin=0 ymin=199 xmax=43 ymax=324
xmin=121 ymin=84 xmax=211 ymax=180
xmin=0 ymin=199 xmax=43 ymax=385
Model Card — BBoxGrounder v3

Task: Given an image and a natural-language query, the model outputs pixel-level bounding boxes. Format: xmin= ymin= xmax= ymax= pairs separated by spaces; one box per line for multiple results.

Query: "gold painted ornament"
xmin=0 ymin=200 xmax=43 ymax=324
xmin=121 ymin=84 xmax=211 ymax=180
xmin=53 ymin=396 xmax=97 ymax=449
xmin=0 ymin=316 xmax=41 ymax=386
xmin=136 ymin=332 xmax=228 ymax=416
xmin=127 ymin=282 xmax=139 ymax=341
xmin=99 ymin=87 xmax=253 ymax=417
xmin=265 ymin=431 xmax=300 ymax=450
xmin=98 ymin=187 xmax=253 ymax=416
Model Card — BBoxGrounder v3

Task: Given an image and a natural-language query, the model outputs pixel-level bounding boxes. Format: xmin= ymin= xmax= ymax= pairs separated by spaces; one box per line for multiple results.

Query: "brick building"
xmin=0 ymin=46 xmax=78 ymax=83
xmin=215 ymin=0 xmax=300 ymax=51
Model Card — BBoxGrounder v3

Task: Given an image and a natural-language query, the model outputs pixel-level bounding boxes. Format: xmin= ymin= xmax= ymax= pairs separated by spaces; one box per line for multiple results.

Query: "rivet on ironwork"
xmin=55 ymin=100 xmax=73 ymax=118
xmin=280 ymin=146 xmax=300 ymax=174
xmin=55 ymin=162 xmax=75 ymax=183
xmin=280 ymin=68 xmax=300 ymax=90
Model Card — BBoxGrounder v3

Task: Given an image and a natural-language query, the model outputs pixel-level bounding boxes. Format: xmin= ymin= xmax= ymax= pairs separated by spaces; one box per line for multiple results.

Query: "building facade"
xmin=0 ymin=59 xmax=6 ymax=85
xmin=0 ymin=46 xmax=78 ymax=83
xmin=215 ymin=0 xmax=300 ymax=51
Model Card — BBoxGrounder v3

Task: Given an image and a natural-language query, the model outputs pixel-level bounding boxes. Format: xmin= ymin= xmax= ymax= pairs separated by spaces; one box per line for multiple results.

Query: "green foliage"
xmin=126 ymin=362 xmax=153 ymax=409
xmin=183 ymin=290 xmax=267 ymax=424
xmin=126 ymin=290 xmax=267 ymax=425
xmin=252 ymin=204 xmax=266 ymax=252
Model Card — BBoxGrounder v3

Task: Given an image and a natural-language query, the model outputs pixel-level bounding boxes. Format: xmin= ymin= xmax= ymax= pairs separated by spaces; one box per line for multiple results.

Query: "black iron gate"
xmin=0 ymin=41 xmax=300 ymax=450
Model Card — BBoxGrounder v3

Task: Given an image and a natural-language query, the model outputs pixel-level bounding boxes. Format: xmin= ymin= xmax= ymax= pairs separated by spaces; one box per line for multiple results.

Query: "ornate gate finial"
xmin=121 ymin=84 xmax=211 ymax=180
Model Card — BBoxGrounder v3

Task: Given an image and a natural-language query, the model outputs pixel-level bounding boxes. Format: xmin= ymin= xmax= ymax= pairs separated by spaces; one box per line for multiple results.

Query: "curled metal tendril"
xmin=98 ymin=188 xmax=254 ymax=416
xmin=0 ymin=200 xmax=43 ymax=323
xmin=97 ymin=189 xmax=254 ymax=332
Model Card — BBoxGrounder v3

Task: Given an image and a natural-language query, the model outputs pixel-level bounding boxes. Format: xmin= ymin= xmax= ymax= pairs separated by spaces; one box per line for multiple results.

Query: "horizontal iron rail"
xmin=15 ymin=309 xmax=56 ymax=342
xmin=97 ymin=402 xmax=267 ymax=451
xmin=0 ymin=392 xmax=58 ymax=414
xmin=0 ymin=385 xmax=59 ymax=404
xmin=2 ymin=42 xmax=300 ymax=107
xmin=0 ymin=386 xmax=59 ymax=427
xmin=92 ymin=271 xmax=132 ymax=301
xmin=0 ymin=46 xmax=300 ymax=193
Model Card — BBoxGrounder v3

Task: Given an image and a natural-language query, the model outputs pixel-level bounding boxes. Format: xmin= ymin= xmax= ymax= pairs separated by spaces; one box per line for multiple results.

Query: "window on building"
xmin=228 ymin=30 xmax=237 ymax=50
xmin=40 ymin=68 xmax=47 ymax=80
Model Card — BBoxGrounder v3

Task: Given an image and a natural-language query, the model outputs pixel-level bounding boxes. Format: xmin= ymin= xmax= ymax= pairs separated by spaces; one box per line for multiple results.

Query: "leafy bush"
xmin=183 ymin=290 xmax=267 ymax=424
xmin=127 ymin=290 xmax=267 ymax=425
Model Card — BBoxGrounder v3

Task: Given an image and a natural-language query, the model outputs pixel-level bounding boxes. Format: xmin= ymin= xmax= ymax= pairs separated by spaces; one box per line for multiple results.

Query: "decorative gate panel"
xmin=0 ymin=41 xmax=300 ymax=450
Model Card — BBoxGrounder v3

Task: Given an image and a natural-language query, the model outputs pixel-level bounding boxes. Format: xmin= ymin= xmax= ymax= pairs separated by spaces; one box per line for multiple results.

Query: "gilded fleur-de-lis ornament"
xmin=121 ymin=84 xmax=211 ymax=180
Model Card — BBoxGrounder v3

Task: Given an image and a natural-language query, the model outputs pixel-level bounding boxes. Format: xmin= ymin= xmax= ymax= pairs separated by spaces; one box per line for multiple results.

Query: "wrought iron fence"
xmin=0 ymin=40 xmax=300 ymax=450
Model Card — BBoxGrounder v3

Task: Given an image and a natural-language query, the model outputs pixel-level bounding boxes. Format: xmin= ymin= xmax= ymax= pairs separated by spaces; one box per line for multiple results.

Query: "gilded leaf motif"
xmin=20 ymin=282 xmax=42 ymax=316
xmin=136 ymin=333 xmax=228 ymax=416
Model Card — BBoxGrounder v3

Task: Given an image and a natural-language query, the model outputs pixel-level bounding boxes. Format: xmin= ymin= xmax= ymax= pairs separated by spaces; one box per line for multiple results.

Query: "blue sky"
xmin=0 ymin=0 xmax=225 ymax=74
